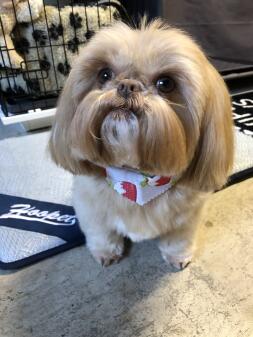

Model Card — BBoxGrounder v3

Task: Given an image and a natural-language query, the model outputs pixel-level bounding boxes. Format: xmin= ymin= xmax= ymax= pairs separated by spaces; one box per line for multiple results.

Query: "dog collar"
xmin=106 ymin=166 xmax=176 ymax=206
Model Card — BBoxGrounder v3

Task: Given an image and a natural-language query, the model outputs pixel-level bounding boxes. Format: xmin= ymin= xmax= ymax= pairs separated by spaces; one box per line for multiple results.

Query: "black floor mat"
xmin=228 ymin=90 xmax=253 ymax=186
xmin=0 ymin=194 xmax=85 ymax=269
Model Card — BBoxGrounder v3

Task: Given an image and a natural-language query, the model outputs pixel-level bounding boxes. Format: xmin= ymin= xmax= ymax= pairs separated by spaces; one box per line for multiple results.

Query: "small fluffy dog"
xmin=49 ymin=20 xmax=234 ymax=269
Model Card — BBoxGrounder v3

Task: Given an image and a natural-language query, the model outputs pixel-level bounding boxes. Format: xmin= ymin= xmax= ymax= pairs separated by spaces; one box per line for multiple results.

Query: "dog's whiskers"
xmin=166 ymin=100 xmax=186 ymax=110
xmin=89 ymin=129 xmax=102 ymax=141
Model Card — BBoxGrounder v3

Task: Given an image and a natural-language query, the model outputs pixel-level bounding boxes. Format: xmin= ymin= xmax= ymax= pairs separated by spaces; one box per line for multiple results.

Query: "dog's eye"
xmin=156 ymin=77 xmax=175 ymax=93
xmin=98 ymin=68 xmax=114 ymax=84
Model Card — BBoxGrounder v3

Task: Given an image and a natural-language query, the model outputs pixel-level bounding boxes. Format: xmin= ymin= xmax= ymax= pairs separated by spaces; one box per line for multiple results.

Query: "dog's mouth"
xmin=100 ymin=107 xmax=140 ymax=168
xmin=101 ymin=108 xmax=139 ymax=134
xmin=107 ymin=108 xmax=137 ymax=120
xmin=101 ymin=107 xmax=140 ymax=142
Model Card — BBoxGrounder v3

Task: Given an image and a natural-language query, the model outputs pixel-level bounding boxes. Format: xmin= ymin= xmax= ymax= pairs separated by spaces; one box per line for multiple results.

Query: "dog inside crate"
xmin=0 ymin=0 xmax=125 ymax=115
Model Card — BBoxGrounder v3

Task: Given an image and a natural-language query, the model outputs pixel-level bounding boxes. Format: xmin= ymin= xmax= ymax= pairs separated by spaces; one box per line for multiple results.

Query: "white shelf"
xmin=0 ymin=107 xmax=56 ymax=131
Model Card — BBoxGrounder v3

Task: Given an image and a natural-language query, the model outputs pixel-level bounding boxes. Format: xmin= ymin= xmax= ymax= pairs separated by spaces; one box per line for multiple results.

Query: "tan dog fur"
xmin=49 ymin=20 xmax=234 ymax=269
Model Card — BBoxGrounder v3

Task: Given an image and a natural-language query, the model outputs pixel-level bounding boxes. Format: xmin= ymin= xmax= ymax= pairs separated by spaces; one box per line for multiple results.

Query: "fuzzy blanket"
xmin=0 ymin=3 xmax=120 ymax=96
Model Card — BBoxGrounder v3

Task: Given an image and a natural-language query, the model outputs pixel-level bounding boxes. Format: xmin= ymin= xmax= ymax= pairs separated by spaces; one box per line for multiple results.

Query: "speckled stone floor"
xmin=0 ymin=130 xmax=252 ymax=337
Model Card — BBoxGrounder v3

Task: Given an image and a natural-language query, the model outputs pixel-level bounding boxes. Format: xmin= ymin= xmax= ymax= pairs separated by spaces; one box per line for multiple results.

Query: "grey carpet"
xmin=0 ymin=130 xmax=72 ymax=204
xmin=233 ymin=131 xmax=253 ymax=175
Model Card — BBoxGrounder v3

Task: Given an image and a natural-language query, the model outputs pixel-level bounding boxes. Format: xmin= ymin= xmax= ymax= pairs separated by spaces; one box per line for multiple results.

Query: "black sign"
xmin=232 ymin=91 xmax=253 ymax=137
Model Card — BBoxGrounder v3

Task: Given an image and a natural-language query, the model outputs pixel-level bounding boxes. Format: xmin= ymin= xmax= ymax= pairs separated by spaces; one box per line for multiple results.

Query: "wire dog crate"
xmin=0 ymin=0 xmax=127 ymax=129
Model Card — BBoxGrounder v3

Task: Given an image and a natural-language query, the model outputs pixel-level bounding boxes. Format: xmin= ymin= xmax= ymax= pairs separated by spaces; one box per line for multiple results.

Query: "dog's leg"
xmin=158 ymin=220 xmax=200 ymax=270
xmin=73 ymin=177 xmax=125 ymax=267
xmin=74 ymin=204 xmax=124 ymax=266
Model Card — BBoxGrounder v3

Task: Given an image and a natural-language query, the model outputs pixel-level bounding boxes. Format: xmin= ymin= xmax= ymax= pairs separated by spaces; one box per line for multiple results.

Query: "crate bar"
xmin=0 ymin=1 xmax=24 ymax=115
xmin=70 ymin=0 xmax=80 ymax=54
xmin=56 ymin=0 xmax=69 ymax=81
xmin=26 ymin=0 xmax=48 ymax=98
xmin=41 ymin=0 xmax=60 ymax=92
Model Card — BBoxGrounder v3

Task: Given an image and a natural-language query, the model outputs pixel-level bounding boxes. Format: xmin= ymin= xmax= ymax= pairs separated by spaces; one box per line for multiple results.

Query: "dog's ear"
xmin=49 ymin=69 xmax=91 ymax=174
xmin=49 ymin=68 xmax=102 ymax=175
xmin=184 ymin=64 xmax=234 ymax=191
xmin=49 ymin=70 xmax=77 ymax=172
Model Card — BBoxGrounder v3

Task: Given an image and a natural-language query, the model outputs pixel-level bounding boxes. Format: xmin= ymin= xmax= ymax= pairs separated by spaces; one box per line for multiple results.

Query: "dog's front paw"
xmin=161 ymin=251 xmax=193 ymax=270
xmin=90 ymin=237 xmax=124 ymax=267
xmin=92 ymin=250 xmax=123 ymax=267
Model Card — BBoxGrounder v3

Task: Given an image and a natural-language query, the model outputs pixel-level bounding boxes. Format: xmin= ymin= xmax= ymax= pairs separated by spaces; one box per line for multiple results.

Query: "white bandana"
xmin=106 ymin=166 xmax=176 ymax=206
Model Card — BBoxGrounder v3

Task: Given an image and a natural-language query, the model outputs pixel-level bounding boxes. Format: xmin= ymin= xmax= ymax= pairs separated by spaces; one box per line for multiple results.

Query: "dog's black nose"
xmin=117 ymin=79 xmax=142 ymax=99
